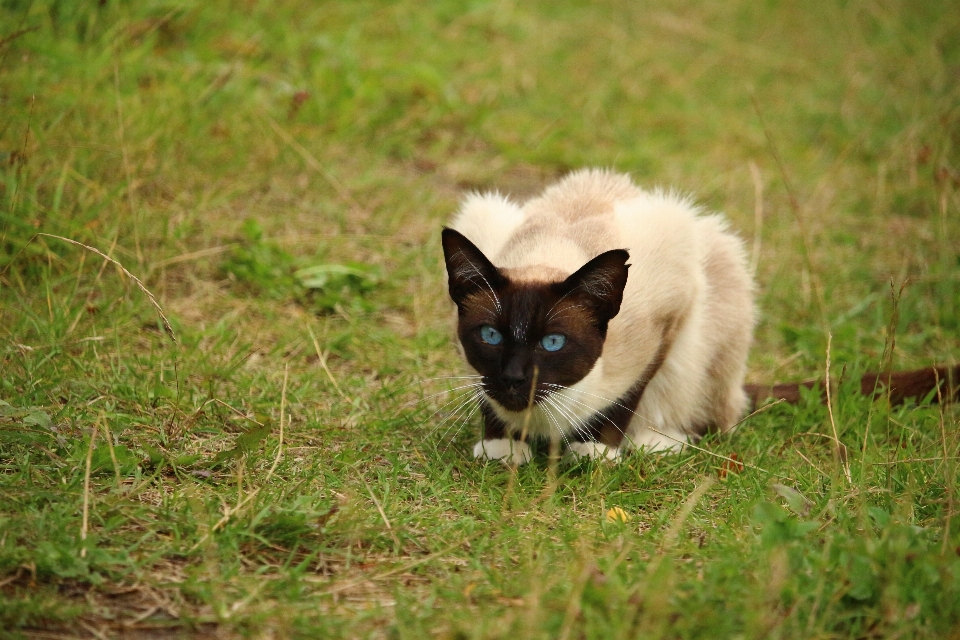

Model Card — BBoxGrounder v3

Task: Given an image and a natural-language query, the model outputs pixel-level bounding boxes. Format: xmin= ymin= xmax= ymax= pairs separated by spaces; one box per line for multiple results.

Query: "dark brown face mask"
xmin=441 ymin=228 xmax=630 ymax=412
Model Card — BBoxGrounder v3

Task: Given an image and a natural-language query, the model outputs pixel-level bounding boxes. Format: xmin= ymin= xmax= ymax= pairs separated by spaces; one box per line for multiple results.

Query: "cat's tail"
xmin=744 ymin=364 xmax=960 ymax=410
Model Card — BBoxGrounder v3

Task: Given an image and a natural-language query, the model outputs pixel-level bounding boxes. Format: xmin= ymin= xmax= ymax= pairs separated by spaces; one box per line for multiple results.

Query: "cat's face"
xmin=441 ymin=229 xmax=630 ymax=412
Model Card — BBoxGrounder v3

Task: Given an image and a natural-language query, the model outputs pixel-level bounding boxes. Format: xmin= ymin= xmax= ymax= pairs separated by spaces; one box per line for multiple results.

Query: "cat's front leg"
xmin=566 ymin=408 xmax=627 ymax=462
xmin=473 ymin=403 xmax=532 ymax=465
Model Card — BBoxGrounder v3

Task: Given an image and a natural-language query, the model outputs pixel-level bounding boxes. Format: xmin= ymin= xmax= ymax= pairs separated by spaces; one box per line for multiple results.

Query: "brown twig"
xmin=266 ymin=364 xmax=289 ymax=481
xmin=150 ymin=244 xmax=237 ymax=270
xmin=796 ymin=450 xmax=829 ymax=479
xmin=659 ymin=476 xmax=716 ymax=552
xmin=8 ymin=94 xmax=34 ymax=210
xmin=0 ymin=26 xmax=38 ymax=50
xmin=825 ymin=333 xmax=851 ymax=482
xmin=872 ymin=456 xmax=960 ymax=466
xmin=864 ymin=280 xmax=906 ymax=473
xmin=307 ymin=325 xmax=349 ymax=402
xmin=66 ymin=235 xmax=118 ymax=337
xmin=935 ymin=367 xmax=955 ymax=555
xmin=731 ymin=398 xmax=785 ymax=431
xmin=362 ymin=477 xmax=402 ymax=549
xmin=35 ymin=233 xmax=177 ymax=343
xmin=81 ymin=422 xmax=100 ymax=558
xmin=100 ymin=416 xmax=122 ymax=486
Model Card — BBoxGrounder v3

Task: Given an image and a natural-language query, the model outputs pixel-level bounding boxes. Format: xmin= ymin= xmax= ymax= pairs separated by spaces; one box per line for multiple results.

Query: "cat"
xmin=440 ymin=169 xmax=754 ymax=464
xmin=441 ymin=169 xmax=959 ymax=465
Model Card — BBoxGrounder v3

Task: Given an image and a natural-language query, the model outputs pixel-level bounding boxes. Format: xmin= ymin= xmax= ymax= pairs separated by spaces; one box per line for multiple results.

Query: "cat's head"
xmin=441 ymin=228 xmax=630 ymax=412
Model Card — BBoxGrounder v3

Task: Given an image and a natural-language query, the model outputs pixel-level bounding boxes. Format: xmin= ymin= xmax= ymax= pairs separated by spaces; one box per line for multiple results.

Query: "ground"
xmin=1 ymin=1 xmax=959 ymax=638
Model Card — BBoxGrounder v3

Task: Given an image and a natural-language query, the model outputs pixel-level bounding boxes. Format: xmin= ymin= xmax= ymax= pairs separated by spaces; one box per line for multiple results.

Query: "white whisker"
xmin=455 ymin=249 xmax=502 ymax=314
xmin=541 ymin=393 xmax=583 ymax=435
xmin=545 ymin=305 xmax=588 ymax=323
xmin=545 ymin=288 xmax=581 ymax=322
xmin=407 ymin=382 xmax=484 ymax=411
xmin=427 ymin=389 xmax=483 ymax=446
xmin=544 ymin=383 xmax=646 ymax=448
xmin=543 ymin=384 xmax=769 ymax=473
xmin=417 ymin=386 xmax=483 ymax=438
xmin=549 ymin=389 xmax=628 ymax=438
xmin=440 ymin=394 xmax=483 ymax=454
xmin=538 ymin=394 xmax=572 ymax=449
xmin=391 ymin=375 xmax=482 ymax=399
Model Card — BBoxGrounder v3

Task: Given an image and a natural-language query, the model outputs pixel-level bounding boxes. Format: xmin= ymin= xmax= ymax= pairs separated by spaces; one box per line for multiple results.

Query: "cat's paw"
xmin=473 ymin=439 xmax=532 ymax=465
xmin=566 ymin=441 xmax=621 ymax=462
xmin=629 ymin=429 xmax=688 ymax=453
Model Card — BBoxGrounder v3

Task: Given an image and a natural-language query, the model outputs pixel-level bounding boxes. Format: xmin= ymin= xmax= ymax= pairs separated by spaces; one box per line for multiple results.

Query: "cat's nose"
xmin=502 ymin=357 xmax=527 ymax=387
xmin=503 ymin=372 xmax=526 ymax=387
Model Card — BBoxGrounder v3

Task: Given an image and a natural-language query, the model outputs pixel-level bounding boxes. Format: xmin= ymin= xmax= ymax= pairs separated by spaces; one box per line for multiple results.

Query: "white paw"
xmin=629 ymin=428 xmax=688 ymax=453
xmin=566 ymin=441 xmax=621 ymax=461
xmin=473 ymin=438 xmax=532 ymax=465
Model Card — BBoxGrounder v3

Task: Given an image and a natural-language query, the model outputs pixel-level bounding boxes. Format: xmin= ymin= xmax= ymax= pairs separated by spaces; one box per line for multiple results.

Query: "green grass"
xmin=2 ymin=0 xmax=959 ymax=637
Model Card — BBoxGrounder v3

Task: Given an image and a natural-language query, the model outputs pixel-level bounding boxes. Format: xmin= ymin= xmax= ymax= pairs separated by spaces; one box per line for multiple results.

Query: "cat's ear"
xmin=558 ymin=249 xmax=630 ymax=326
xmin=441 ymin=228 xmax=505 ymax=307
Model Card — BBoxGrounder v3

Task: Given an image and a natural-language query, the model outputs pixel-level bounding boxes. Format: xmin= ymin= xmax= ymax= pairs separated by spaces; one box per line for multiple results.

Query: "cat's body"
xmin=442 ymin=169 xmax=754 ymax=463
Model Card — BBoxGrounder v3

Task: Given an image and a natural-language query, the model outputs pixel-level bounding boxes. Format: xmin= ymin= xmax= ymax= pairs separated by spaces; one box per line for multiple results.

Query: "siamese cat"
xmin=441 ymin=169 xmax=958 ymax=464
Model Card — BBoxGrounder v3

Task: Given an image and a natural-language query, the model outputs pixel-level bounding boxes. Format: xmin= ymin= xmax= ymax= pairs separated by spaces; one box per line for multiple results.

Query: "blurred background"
xmin=3 ymin=0 xmax=958 ymax=377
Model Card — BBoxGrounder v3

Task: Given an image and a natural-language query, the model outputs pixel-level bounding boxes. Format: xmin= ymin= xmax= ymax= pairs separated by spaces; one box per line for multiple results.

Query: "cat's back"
xmin=490 ymin=169 xmax=638 ymax=274
xmin=450 ymin=169 xmax=705 ymax=277
xmin=523 ymin=169 xmax=639 ymax=224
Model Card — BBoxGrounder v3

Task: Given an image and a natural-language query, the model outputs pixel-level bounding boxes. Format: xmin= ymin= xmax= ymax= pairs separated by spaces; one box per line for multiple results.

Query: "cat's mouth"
xmin=484 ymin=382 xmax=550 ymax=412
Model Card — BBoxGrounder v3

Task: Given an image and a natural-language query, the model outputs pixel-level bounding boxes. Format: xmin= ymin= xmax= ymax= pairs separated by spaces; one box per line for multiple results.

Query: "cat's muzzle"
xmin=487 ymin=382 xmax=546 ymax=412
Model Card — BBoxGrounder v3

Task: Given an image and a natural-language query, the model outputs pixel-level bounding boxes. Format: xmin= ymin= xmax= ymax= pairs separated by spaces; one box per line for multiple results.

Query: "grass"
xmin=1 ymin=0 xmax=959 ymax=637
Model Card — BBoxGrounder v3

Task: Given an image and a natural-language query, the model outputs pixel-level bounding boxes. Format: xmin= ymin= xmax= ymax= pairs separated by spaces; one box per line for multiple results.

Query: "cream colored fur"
xmin=450 ymin=169 xmax=754 ymax=461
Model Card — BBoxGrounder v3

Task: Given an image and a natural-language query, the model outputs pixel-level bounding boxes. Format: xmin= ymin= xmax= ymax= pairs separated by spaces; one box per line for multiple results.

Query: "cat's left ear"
xmin=441 ymin=228 xmax=505 ymax=307
xmin=557 ymin=249 xmax=630 ymax=328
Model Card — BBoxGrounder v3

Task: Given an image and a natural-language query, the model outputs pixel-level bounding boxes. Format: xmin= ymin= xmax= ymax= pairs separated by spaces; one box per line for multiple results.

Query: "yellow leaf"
xmin=606 ymin=506 xmax=630 ymax=523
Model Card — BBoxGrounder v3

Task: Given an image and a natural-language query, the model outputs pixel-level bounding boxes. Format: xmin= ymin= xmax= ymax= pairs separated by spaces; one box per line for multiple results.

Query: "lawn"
xmin=2 ymin=1 xmax=959 ymax=638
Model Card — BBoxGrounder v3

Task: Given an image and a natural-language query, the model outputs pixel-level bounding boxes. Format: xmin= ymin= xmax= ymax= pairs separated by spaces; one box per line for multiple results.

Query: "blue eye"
xmin=479 ymin=325 xmax=503 ymax=345
xmin=540 ymin=334 xmax=566 ymax=351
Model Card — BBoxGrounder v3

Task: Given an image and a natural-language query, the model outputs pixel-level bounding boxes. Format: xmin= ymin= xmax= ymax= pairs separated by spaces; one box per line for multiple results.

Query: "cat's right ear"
xmin=441 ymin=228 xmax=504 ymax=307
xmin=557 ymin=249 xmax=630 ymax=330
